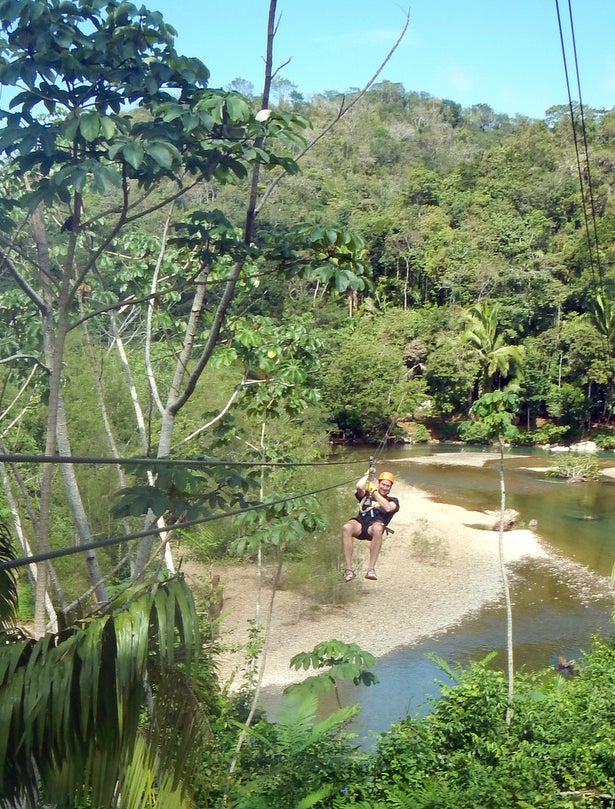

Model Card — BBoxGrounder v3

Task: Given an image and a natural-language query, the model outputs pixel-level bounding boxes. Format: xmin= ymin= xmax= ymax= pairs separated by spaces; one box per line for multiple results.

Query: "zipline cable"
xmin=554 ymin=0 xmax=613 ymax=403
xmin=0 ymin=475 xmax=359 ymax=573
xmin=565 ymin=0 xmax=604 ymax=290
xmin=555 ymin=0 xmax=604 ymax=292
xmin=0 ymin=452 xmax=365 ymax=469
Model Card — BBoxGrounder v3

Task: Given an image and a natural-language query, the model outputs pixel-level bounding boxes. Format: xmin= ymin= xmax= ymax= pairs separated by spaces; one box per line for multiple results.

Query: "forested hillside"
xmin=1 ymin=2 xmax=615 ymax=806
xmin=219 ymin=84 xmax=615 ymax=445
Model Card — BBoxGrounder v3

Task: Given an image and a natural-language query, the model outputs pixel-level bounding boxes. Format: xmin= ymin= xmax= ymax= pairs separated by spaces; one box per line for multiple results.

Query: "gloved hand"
xmin=364 ymin=480 xmax=377 ymax=494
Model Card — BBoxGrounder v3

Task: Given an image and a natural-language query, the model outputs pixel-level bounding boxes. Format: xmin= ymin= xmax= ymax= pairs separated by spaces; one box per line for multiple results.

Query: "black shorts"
xmin=353 ymin=514 xmax=385 ymax=541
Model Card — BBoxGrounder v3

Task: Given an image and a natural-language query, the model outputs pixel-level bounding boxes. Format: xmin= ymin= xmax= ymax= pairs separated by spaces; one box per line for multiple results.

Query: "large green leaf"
xmin=225 ymin=92 xmax=251 ymax=122
xmin=78 ymin=110 xmax=101 ymax=142
xmin=144 ymin=140 xmax=181 ymax=170
xmin=122 ymin=139 xmax=145 ymax=170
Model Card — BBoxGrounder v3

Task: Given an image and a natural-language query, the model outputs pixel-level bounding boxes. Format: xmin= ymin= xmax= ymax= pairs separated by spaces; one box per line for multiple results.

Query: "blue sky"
xmin=150 ymin=0 xmax=615 ymax=120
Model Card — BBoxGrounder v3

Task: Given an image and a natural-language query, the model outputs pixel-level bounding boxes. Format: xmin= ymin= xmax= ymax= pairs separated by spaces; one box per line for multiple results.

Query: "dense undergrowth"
xmin=202 ymin=629 xmax=615 ymax=808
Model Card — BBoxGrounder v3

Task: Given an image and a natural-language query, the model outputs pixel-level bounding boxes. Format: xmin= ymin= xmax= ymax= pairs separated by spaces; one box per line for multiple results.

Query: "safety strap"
xmin=358 ymin=455 xmax=377 ymax=514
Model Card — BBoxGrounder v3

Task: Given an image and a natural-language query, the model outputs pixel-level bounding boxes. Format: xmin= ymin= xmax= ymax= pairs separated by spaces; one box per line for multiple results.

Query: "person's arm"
xmin=371 ymin=490 xmax=398 ymax=513
xmin=355 ymin=473 xmax=369 ymax=497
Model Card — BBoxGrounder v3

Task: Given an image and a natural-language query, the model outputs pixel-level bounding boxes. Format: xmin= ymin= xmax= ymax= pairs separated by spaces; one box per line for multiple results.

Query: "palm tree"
xmin=590 ymin=291 xmax=615 ymax=420
xmin=0 ymin=562 xmax=206 ymax=809
xmin=462 ymin=301 xmax=524 ymax=396
xmin=591 ymin=290 xmax=615 ymax=344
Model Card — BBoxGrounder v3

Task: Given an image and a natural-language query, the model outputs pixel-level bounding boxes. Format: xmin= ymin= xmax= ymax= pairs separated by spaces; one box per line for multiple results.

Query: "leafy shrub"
xmin=591 ymin=429 xmax=615 ymax=450
xmin=232 ymin=692 xmax=367 ymax=809
xmin=515 ymin=423 xmax=570 ymax=446
xmin=217 ymin=633 xmax=615 ymax=809
xmin=362 ymin=643 xmax=615 ymax=808
xmin=546 ymin=454 xmax=601 ymax=481
xmin=457 ymin=419 xmax=494 ymax=445
xmin=404 ymin=421 xmax=431 ymax=443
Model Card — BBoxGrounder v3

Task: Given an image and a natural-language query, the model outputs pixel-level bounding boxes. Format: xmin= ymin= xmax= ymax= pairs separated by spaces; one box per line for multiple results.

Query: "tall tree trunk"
xmin=31 ymin=197 xmax=109 ymax=631
xmin=108 ymin=313 xmax=174 ymax=575
xmin=109 ymin=313 xmax=150 ymax=454
xmin=0 ymin=460 xmax=58 ymax=631
xmin=55 ymin=392 xmax=108 ymax=606
xmin=133 ymin=262 xmax=210 ymax=576
xmin=80 ymin=302 xmax=134 ymax=576
xmin=32 ymin=204 xmax=68 ymax=637
xmin=497 ymin=439 xmax=514 ymax=728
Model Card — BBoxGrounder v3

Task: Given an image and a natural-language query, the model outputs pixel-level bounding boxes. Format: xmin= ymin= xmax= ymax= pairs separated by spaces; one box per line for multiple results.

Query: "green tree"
xmin=0 ymin=0 xmax=371 ymax=627
xmin=287 ymin=639 xmax=378 ymax=705
xmin=515 ymin=336 xmax=554 ymax=431
xmin=461 ymin=301 xmax=524 ymax=397
xmin=589 ymin=290 xmax=615 ymax=419
xmin=317 ymin=320 xmax=423 ymax=440
xmin=424 ymin=333 xmax=479 ymax=416
xmin=0 ymin=0 xmax=301 ymax=629
xmin=464 ymin=389 xmax=520 ymax=728
xmin=552 ymin=315 xmax=612 ymax=428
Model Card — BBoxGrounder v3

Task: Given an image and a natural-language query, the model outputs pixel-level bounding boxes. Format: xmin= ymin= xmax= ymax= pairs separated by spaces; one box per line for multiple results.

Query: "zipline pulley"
xmin=359 ymin=455 xmax=377 ymax=514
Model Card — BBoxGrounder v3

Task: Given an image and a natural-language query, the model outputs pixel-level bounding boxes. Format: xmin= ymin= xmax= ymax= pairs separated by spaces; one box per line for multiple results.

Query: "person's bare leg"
xmin=366 ymin=523 xmax=385 ymax=578
xmin=342 ymin=519 xmax=360 ymax=576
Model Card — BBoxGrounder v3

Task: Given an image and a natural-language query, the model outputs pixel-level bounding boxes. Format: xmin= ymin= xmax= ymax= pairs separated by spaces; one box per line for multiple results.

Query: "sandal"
xmin=365 ymin=569 xmax=378 ymax=581
xmin=344 ymin=569 xmax=356 ymax=582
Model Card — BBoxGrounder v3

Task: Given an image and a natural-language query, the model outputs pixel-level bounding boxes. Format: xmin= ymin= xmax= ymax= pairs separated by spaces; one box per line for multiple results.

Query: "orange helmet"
xmin=378 ymin=471 xmax=395 ymax=483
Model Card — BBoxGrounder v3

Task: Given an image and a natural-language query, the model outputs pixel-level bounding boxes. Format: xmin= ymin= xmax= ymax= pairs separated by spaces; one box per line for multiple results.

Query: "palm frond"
xmin=0 ymin=521 xmax=18 ymax=629
xmin=0 ymin=576 xmax=204 ymax=808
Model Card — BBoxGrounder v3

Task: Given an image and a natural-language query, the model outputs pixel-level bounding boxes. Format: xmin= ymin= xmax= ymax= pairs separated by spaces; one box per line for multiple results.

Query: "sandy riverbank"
xmin=203 ymin=456 xmax=551 ymax=690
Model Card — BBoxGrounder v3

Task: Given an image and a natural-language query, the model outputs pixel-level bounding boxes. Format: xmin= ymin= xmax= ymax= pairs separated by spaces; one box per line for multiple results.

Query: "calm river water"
xmin=263 ymin=444 xmax=615 ymax=744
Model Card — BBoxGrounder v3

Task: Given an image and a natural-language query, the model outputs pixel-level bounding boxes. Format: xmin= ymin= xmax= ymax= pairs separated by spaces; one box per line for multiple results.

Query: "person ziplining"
xmin=341 ymin=465 xmax=399 ymax=582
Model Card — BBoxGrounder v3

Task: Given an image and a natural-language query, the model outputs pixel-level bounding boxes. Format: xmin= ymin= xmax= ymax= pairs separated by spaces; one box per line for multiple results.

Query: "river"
xmin=265 ymin=444 xmax=615 ymax=745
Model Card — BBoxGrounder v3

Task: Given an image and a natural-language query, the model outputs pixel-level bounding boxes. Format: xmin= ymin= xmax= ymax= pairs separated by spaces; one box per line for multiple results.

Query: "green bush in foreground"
xmin=361 ymin=638 xmax=615 ymax=808
xmin=226 ymin=632 xmax=615 ymax=808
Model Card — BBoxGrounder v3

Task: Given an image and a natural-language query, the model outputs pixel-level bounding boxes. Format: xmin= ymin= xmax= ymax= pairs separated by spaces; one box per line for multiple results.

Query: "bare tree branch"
xmin=256 ymin=8 xmax=411 ymax=215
